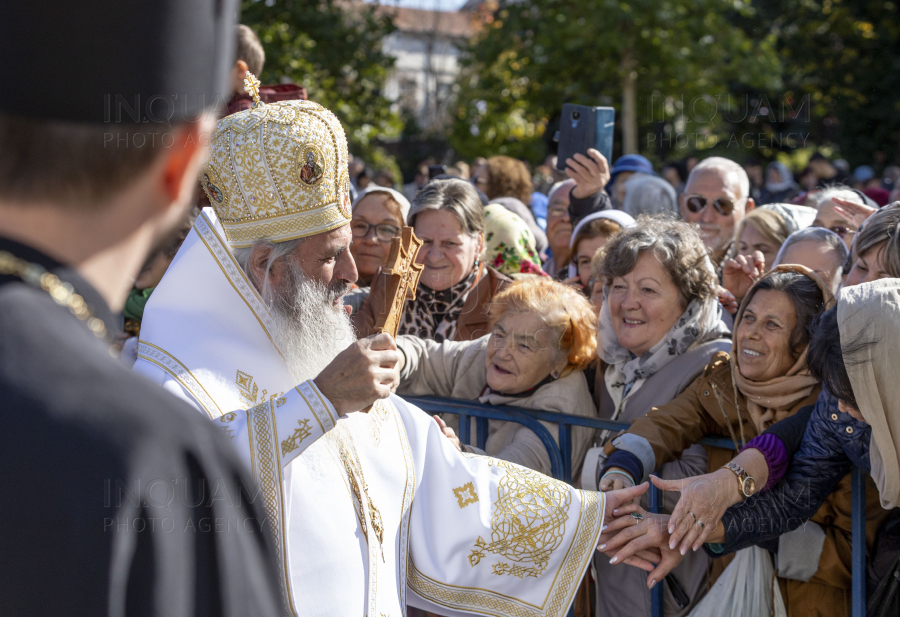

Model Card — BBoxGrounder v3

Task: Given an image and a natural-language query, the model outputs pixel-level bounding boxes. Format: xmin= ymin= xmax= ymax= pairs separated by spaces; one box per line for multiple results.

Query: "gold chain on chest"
xmin=0 ymin=250 xmax=117 ymax=355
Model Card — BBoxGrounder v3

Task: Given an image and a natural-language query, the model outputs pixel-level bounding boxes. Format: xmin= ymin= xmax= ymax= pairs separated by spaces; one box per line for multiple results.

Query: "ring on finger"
xmin=689 ymin=512 xmax=697 ymax=522
xmin=631 ymin=512 xmax=644 ymax=522
xmin=696 ymin=520 xmax=705 ymax=528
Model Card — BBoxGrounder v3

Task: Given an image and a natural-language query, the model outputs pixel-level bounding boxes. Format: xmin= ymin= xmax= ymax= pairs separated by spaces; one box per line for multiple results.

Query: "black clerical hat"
xmin=0 ymin=0 xmax=238 ymax=124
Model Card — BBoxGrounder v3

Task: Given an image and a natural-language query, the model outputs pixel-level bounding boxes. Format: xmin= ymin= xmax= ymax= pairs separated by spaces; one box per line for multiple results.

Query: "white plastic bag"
xmin=687 ymin=546 xmax=787 ymax=617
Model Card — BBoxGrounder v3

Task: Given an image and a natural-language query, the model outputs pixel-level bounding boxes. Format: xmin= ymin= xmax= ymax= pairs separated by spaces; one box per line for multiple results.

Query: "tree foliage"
xmin=748 ymin=0 xmax=900 ymax=166
xmin=241 ymin=0 xmax=402 ymax=160
xmin=450 ymin=0 xmax=782 ymax=163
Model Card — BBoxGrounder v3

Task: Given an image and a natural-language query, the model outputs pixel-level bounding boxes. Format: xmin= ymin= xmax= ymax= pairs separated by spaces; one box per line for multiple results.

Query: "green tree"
xmin=747 ymin=0 xmax=900 ymax=166
xmin=241 ymin=0 xmax=402 ymax=160
xmin=451 ymin=0 xmax=782 ymax=163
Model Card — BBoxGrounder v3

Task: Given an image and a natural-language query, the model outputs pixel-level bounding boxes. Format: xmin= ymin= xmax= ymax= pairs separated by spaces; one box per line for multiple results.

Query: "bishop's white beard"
xmin=261 ymin=261 xmax=357 ymax=383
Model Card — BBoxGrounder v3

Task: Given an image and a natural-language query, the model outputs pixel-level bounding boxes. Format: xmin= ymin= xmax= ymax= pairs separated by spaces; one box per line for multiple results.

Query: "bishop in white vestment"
xmin=134 ymin=92 xmax=642 ymax=617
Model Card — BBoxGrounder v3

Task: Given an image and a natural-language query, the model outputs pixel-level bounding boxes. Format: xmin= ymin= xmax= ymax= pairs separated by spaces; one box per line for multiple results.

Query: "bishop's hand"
xmin=313 ymin=332 xmax=401 ymax=416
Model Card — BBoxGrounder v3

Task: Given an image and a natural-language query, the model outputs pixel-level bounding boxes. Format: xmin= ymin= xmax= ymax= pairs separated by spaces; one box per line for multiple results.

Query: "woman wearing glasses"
xmin=344 ymin=186 xmax=410 ymax=315
xmin=810 ymin=186 xmax=877 ymax=248
xmin=355 ymin=179 xmax=511 ymax=342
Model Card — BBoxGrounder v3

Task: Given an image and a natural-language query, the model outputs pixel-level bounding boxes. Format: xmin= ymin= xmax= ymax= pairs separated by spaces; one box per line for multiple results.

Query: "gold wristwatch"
xmin=723 ymin=462 xmax=756 ymax=500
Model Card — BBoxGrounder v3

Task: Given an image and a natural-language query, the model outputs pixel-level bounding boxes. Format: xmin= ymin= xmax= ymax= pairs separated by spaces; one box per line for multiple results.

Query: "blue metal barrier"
xmin=406 ymin=395 xmax=868 ymax=617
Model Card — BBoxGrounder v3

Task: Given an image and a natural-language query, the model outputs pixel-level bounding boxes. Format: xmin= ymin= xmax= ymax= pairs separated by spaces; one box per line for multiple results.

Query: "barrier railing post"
xmin=852 ymin=466 xmax=866 ymax=617
xmin=559 ymin=424 xmax=573 ymax=484
xmin=458 ymin=413 xmax=470 ymax=446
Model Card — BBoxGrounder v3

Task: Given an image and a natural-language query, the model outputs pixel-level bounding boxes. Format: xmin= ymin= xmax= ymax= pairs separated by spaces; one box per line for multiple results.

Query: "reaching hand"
xmin=721 ymin=251 xmax=765 ymax=304
xmin=603 ymin=482 xmax=649 ymax=522
xmin=433 ymin=415 xmax=461 ymax=452
xmin=598 ymin=506 xmax=685 ymax=589
xmin=313 ymin=332 xmax=401 ymax=416
xmin=717 ymin=286 xmax=739 ymax=315
xmin=566 ymin=149 xmax=611 ymax=199
xmin=599 ymin=467 xmax=636 ymax=492
xmin=650 ymin=473 xmax=736 ymax=555
xmin=833 ymin=197 xmax=876 ymax=229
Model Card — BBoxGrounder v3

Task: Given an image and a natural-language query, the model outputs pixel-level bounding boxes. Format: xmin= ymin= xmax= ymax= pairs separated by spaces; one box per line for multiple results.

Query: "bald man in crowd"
xmin=679 ymin=157 xmax=755 ymax=272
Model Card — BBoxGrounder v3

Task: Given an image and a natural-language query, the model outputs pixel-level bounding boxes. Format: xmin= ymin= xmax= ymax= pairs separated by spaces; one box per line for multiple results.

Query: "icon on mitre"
xmin=297 ymin=147 xmax=324 ymax=186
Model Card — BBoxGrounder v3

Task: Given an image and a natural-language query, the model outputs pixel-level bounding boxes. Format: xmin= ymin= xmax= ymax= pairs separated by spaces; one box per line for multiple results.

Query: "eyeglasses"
xmin=548 ymin=206 xmax=569 ymax=219
xmin=684 ymin=194 xmax=741 ymax=217
xmin=817 ymin=224 xmax=858 ymax=239
xmin=350 ymin=220 xmax=400 ymax=242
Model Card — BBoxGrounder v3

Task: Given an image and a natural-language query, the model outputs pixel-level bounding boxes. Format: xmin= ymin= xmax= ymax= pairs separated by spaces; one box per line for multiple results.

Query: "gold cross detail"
xmin=243 ymin=71 xmax=262 ymax=107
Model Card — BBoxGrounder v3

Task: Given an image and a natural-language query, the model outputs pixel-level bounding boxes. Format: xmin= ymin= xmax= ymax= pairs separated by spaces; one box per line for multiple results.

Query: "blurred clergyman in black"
xmin=0 ymin=2 xmax=283 ymax=615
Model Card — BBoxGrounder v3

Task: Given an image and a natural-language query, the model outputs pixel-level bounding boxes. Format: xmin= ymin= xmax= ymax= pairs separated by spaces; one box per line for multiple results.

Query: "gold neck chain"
xmin=0 ymin=250 xmax=117 ymax=354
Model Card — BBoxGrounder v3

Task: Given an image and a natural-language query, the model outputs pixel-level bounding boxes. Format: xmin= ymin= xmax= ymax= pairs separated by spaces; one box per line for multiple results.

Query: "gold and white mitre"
xmin=200 ymin=92 xmax=352 ymax=248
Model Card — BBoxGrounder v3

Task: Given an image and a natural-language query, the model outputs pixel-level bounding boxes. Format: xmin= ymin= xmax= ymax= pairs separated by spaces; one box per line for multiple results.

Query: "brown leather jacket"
xmin=604 ymin=352 xmax=887 ymax=617
xmin=353 ymin=265 xmax=511 ymax=341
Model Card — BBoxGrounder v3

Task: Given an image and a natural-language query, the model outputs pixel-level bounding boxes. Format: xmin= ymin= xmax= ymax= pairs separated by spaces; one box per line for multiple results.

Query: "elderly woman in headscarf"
xmin=394 ymin=277 xmax=598 ymax=477
xmin=566 ymin=210 xmax=636 ymax=289
xmin=481 ymin=204 xmax=547 ymax=278
xmin=343 ymin=186 xmax=410 ymax=315
xmin=598 ymin=266 xmax=833 ymax=616
xmin=581 ymin=217 xmax=731 ymax=617
xmin=354 ymin=179 xmax=511 ymax=342
xmin=759 ymin=161 xmax=799 ymax=205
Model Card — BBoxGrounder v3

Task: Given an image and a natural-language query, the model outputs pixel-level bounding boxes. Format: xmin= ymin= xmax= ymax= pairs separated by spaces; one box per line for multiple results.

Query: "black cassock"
xmin=0 ymin=236 xmax=283 ymax=616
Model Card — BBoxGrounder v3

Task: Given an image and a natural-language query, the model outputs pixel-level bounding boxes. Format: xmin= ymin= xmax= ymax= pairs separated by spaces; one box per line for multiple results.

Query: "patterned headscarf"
xmin=482 ymin=204 xmax=547 ymax=278
xmin=398 ymin=263 xmax=483 ymax=342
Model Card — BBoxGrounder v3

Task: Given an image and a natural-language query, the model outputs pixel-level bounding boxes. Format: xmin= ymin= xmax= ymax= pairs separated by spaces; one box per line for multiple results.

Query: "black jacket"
xmin=719 ymin=390 xmax=872 ymax=553
xmin=0 ymin=237 xmax=282 ymax=617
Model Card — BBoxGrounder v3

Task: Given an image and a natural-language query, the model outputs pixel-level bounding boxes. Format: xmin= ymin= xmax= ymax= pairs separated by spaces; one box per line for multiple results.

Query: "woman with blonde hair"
xmin=394 ymin=277 xmax=599 ymax=477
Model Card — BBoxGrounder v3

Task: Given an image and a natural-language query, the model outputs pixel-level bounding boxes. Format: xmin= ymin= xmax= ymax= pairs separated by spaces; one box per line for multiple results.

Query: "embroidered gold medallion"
xmin=453 ymin=482 xmax=479 ymax=509
xmin=467 ymin=462 xmax=571 ymax=577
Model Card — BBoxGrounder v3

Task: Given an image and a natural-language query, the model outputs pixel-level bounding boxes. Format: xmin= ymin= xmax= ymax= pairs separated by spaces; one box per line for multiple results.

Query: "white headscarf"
xmin=838 ymin=279 xmax=900 ymax=508
xmin=351 ymin=185 xmax=411 ymax=222
xmin=760 ymin=203 xmax=817 ymax=235
xmin=567 ymin=210 xmax=637 ymax=278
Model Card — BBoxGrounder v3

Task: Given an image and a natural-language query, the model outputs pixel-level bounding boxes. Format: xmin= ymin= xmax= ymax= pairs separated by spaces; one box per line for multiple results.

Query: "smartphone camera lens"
xmin=572 ymin=111 xmax=580 ymax=120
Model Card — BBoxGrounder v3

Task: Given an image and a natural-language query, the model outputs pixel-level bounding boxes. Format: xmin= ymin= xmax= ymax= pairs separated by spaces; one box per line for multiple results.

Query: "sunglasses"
xmin=684 ymin=195 xmax=740 ymax=217
xmin=350 ymin=220 xmax=400 ymax=243
xmin=817 ymin=224 xmax=857 ymax=238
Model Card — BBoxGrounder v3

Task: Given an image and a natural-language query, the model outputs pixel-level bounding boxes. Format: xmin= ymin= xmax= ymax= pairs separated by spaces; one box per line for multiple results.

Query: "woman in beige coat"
xmin=395 ymin=277 xmax=598 ymax=478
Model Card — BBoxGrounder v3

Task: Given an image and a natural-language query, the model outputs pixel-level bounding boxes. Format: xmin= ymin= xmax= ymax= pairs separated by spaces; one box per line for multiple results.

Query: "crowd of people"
xmin=5 ymin=8 xmax=900 ymax=617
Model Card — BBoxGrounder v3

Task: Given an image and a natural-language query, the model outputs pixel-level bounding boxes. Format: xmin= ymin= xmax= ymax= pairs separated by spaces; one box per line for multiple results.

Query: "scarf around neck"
xmin=599 ymin=290 xmax=728 ymax=413
xmin=730 ymin=265 xmax=833 ymax=435
xmin=398 ymin=263 xmax=482 ymax=342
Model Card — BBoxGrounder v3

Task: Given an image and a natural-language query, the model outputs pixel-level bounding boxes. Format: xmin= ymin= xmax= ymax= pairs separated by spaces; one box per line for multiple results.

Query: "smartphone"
xmin=555 ymin=104 xmax=615 ymax=171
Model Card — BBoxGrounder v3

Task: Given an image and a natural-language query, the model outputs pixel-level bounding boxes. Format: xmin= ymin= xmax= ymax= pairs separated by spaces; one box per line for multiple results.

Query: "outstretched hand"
xmin=598 ymin=505 xmax=685 ymax=589
xmin=433 ymin=415 xmax=462 ymax=452
xmin=651 ymin=474 xmax=733 ymax=555
xmin=721 ymin=251 xmax=765 ymax=304
xmin=313 ymin=332 xmax=400 ymax=416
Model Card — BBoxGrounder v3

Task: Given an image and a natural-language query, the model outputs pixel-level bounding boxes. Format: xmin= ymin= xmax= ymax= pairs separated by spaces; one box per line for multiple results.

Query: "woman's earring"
xmin=474 ymin=258 xmax=481 ymax=267
xmin=551 ymin=370 xmax=560 ymax=380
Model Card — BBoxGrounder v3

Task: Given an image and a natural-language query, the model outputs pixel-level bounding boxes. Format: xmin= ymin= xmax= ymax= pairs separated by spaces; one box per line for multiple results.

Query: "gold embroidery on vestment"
xmin=453 ymin=482 xmax=479 ymax=509
xmin=470 ymin=462 xmax=570 ymax=578
xmin=281 ymin=419 xmax=312 ymax=455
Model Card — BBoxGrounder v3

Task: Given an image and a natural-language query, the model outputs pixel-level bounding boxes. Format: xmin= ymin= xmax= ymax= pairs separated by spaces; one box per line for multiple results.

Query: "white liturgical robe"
xmin=134 ymin=208 xmax=606 ymax=617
